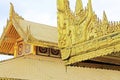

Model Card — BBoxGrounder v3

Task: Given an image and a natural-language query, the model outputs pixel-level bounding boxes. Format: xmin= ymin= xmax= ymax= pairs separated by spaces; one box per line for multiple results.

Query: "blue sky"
xmin=0 ymin=0 xmax=120 ymax=60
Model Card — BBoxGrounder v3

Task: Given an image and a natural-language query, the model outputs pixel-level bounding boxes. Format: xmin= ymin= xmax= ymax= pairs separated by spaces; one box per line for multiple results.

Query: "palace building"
xmin=0 ymin=0 xmax=120 ymax=80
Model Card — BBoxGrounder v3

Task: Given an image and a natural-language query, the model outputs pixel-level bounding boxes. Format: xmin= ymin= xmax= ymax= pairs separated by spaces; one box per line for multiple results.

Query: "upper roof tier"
xmin=0 ymin=3 xmax=58 ymax=54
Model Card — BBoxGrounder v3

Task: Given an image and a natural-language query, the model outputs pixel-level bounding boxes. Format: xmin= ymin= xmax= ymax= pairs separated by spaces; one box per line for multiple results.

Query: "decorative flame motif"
xmin=57 ymin=0 xmax=120 ymax=64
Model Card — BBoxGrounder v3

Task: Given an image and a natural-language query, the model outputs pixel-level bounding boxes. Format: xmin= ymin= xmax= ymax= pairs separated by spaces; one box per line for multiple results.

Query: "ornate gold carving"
xmin=9 ymin=3 xmax=24 ymax=21
xmin=25 ymin=44 xmax=31 ymax=53
xmin=57 ymin=0 xmax=120 ymax=64
xmin=18 ymin=43 xmax=23 ymax=55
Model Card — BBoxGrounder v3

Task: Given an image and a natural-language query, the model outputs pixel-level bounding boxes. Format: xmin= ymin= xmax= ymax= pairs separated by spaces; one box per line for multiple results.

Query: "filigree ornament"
xmin=57 ymin=0 xmax=120 ymax=63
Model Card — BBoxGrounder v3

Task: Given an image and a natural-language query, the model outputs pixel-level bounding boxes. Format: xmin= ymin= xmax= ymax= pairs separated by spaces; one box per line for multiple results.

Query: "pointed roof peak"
xmin=10 ymin=2 xmax=15 ymax=12
xmin=88 ymin=0 xmax=93 ymax=14
xmin=10 ymin=2 xmax=14 ymax=7
xmin=9 ymin=2 xmax=24 ymax=20
xmin=75 ymin=0 xmax=83 ymax=15
xmin=102 ymin=11 xmax=108 ymax=23
xmin=9 ymin=2 xmax=15 ymax=20
xmin=86 ymin=0 xmax=93 ymax=17
xmin=103 ymin=11 xmax=107 ymax=16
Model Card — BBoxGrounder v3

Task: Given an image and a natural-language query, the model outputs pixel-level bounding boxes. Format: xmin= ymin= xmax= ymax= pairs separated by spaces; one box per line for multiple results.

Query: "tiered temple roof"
xmin=0 ymin=3 xmax=58 ymax=55
xmin=0 ymin=0 xmax=120 ymax=79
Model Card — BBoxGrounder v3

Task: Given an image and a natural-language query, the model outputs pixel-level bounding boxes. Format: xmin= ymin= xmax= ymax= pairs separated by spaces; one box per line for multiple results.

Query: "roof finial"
xmin=9 ymin=2 xmax=15 ymax=20
xmin=88 ymin=0 xmax=93 ymax=15
xmin=102 ymin=11 xmax=108 ymax=24
xmin=57 ymin=0 xmax=69 ymax=11
xmin=75 ymin=0 xmax=83 ymax=15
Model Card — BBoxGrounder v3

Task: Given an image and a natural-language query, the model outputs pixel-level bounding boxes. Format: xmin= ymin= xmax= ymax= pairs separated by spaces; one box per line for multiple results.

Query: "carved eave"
xmin=65 ymin=31 xmax=120 ymax=65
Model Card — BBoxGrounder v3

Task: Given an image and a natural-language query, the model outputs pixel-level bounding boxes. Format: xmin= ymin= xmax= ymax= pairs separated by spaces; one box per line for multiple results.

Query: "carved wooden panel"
xmin=25 ymin=44 xmax=31 ymax=53
xmin=18 ymin=43 xmax=23 ymax=55
xmin=37 ymin=46 xmax=50 ymax=56
xmin=36 ymin=46 xmax=61 ymax=57
xmin=50 ymin=48 xmax=61 ymax=57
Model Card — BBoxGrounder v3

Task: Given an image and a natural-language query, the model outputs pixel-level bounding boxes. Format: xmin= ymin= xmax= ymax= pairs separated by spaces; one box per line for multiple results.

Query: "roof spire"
xmin=9 ymin=3 xmax=24 ymax=20
xmin=88 ymin=0 xmax=93 ymax=16
xmin=57 ymin=0 xmax=69 ymax=11
xmin=75 ymin=0 xmax=83 ymax=15
xmin=102 ymin=11 xmax=108 ymax=24
xmin=9 ymin=3 xmax=15 ymax=20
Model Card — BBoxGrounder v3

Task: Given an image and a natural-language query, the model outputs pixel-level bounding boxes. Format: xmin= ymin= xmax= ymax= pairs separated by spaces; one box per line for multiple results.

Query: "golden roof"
xmin=0 ymin=55 xmax=120 ymax=80
xmin=57 ymin=0 xmax=120 ymax=64
xmin=10 ymin=3 xmax=58 ymax=48
xmin=0 ymin=3 xmax=58 ymax=54
xmin=18 ymin=19 xmax=58 ymax=43
xmin=0 ymin=1 xmax=120 ymax=66
xmin=12 ymin=16 xmax=58 ymax=47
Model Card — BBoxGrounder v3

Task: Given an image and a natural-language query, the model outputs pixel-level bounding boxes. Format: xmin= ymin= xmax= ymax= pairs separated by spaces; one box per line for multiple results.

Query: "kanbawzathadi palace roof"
xmin=0 ymin=0 xmax=120 ymax=80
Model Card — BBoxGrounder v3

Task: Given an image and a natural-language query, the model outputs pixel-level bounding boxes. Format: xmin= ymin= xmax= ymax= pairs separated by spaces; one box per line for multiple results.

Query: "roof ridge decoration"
xmin=75 ymin=0 xmax=83 ymax=15
xmin=9 ymin=3 xmax=27 ymax=39
xmin=9 ymin=3 xmax=24 ymax=20
xmin=57 ymin=0 xmax=120 ymax=65
xmin=26 ymin=25 xmax=31 ymax=41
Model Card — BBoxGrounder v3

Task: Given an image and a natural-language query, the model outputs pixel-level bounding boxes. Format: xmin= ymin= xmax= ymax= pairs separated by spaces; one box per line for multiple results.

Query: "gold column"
xmin=14 ymin=42 xmax=18 ymax=57
xmin=32 ymin=45 xmax=36 ymax=55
